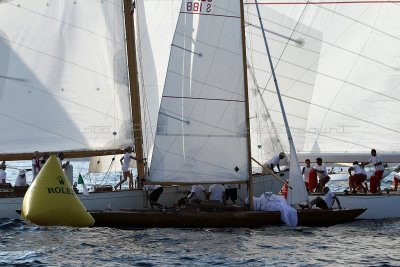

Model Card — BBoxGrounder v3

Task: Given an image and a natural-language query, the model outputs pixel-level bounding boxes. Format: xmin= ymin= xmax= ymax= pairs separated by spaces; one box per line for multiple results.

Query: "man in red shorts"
xmin=348 ymin=161 xmax=367 ymax=193
xmin=362 ymin=149 xmax=384 ymax=193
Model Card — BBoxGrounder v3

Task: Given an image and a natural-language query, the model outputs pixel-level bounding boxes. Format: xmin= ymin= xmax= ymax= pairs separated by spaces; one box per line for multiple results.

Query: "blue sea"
xmin=1 ymin=218 xmax=400 ymax=266
xmin=2 ymin=161 xmax=400 ymax=266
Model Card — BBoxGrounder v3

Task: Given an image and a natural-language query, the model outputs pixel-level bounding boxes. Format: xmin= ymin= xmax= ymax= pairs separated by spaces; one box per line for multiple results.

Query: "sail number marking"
xmin=186 ymin=0 xmax=212 ymax=13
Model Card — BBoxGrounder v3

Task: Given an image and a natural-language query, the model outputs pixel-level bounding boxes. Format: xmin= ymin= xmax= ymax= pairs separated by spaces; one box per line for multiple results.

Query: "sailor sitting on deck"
xmin=15 ymin=170 xmax=28 ymax=186
xmin=391 ymin=165 xmax=400 ymax=191
xmin=305 ymin=187 xmax=342 ymax=210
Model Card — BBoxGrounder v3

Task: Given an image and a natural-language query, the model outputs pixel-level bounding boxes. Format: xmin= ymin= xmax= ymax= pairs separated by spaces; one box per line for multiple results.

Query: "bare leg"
xmin=115 ymin=172 xmax=128 ymax=190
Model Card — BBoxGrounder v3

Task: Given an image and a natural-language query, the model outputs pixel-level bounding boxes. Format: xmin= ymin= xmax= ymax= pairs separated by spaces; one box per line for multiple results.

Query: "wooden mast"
xmin=240 ymin=0 xmax=254 ymax=210
xmin=123 ymin=0 xmax=146 ymax=182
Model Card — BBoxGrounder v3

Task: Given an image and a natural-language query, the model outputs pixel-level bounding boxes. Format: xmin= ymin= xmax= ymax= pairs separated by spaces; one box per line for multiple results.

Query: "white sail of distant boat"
xmin=244 ymin=0 xmax=400 ymax=161
xmin=252 ymin=0 xmax=308 ymax=206
xmin=149 ymin=1 xmax=250 ymax=183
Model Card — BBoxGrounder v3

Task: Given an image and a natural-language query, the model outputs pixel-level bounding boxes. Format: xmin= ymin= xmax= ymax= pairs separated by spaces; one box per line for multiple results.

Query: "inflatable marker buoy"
xmin=22 ymin=155 xmax=94 ymax=227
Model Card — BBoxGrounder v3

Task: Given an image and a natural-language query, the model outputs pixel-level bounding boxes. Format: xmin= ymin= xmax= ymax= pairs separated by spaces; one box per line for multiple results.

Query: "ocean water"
xmin=2 ymin=161 xmax=400 ymax=266
xmin=1 ymin=218 xmax=400 ymax=266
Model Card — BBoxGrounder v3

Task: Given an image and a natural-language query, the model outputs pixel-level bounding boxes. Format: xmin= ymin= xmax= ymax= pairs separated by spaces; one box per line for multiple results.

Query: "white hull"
xmin=310 ymin=193 xmax=400 ymax=219
xmin=329 ymin=169 xmax=392 ymax=181
xmin=0 ymin=174 xmax=283 ymax=219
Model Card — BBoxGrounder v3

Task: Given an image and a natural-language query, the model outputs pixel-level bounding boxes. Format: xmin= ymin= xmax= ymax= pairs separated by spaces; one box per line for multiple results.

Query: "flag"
xmin=78 ymin=173 xmax=89 ymax=195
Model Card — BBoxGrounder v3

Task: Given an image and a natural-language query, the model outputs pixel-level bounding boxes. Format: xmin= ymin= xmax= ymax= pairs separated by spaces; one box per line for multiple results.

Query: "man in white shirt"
xmin=313 ymin=158 xmax=330 ymax=192
xmin=262 ymin=152 xmax=285 ymax=174
xmin=308 ymin=187 xmax=342 ymax=210
xmin=348 ymin=161 xmax=367 ymax=193
xmin=0 ymin=161 xmax=6 ymax=184
xmin=209 ymin=184 xmax=225 ymax=203
xmin=15 ymin=170 xmax=28 ymax=186
xmin=362 ymin=149 xmax=384 ymax=193
xmin=115 ymin=146 xmax=139 ymax=190
xmin=187 ymin=184 xmax=206 ymax=203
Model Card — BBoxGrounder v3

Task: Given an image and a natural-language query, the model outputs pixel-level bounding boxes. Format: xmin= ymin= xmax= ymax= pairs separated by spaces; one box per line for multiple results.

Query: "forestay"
xmin=150 ymin=0 xmax=249 ymax=183
xmin=0 ymin=0 xmax=133 ymax=154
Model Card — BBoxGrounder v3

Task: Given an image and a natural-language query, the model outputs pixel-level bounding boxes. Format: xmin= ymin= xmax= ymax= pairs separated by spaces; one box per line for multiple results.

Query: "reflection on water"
xmin=1 ymin=218 xmax=400 ymax=266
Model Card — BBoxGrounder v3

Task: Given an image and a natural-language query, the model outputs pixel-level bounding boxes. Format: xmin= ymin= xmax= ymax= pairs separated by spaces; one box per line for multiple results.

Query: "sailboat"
xmin=0 ymin=0 xmax=283 ymax=219
xmin=244 ymin=0 xmax=400 ymax=219
xmin=91 ymin=0 xmax=366 ymax=228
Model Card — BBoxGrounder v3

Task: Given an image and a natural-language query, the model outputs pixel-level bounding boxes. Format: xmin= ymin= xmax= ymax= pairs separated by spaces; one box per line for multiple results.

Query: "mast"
xmin=240 ymin=0 xmax=254 ymax=210
xmin=123 ymin=0 xmax=146 ymax=182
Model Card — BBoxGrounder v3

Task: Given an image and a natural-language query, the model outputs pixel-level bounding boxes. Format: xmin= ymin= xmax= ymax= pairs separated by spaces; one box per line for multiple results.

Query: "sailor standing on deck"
xmin=209 ymin=184 xmax=225 ymax=203
xmin=0 ymin=161 xmax=7 ymax=184
xmin=115 ymin=146 xmax=138 ymax=190
xmin=362 ymin=149 xmax=384 ymax=193
xmin=313 ymin=158 xmax=331 ymax=192
xmin=32 ymin=151 xmax=41 ymax=180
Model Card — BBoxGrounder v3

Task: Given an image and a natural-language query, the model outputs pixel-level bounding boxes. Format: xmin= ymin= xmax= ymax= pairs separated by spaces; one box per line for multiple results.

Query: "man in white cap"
xmin=15 ymin=170 xmax=28 ymax=186
xmin=263 ymin=152 xmax=286 ymax=174
xmin=0 ymin=161 xmax=6 ymax=184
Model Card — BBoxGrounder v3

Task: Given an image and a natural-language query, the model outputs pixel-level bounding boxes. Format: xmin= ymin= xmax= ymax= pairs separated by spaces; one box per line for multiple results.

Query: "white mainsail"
xmin=0 ymin=0 xmax=132 ymax=154
xmin=150 ymin=0 xmax=249 ymax=183
xmin=244 ymin=0 xmax=400 ymax=158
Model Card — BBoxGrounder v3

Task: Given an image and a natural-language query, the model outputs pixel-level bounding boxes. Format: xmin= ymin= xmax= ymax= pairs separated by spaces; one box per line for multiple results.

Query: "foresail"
xmin=150 ymin=0 xmax=248 ymax=183
xmin=287 ymin=142 xmax=308 ymax=206
xmin=135 ymin=1 xmax=181 ymax=162
xmin=0 ymin=0 xmax=133 ymax=154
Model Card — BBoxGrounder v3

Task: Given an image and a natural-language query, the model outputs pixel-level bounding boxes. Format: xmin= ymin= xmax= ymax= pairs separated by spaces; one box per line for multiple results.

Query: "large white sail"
xmin=150 ymin=0 xmax=249 ymax=183
xmin=135 ymin=0 xmax=181 ymax=161
xmin=245 ymin=0 xmax=400 ymax=158
xmin=0 ymin=0 xmax=132 ymax=154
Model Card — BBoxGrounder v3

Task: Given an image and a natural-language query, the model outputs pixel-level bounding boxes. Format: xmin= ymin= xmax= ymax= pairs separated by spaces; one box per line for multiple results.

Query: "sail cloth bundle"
xmin=253 ymin=192 xmax=298 ymax=227
xmin=21 ymin=155 xmax=94 ymax=227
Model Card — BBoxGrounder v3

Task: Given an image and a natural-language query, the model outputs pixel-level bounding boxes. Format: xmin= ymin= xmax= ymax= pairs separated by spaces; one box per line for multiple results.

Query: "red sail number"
xmin=186 ymin=0 xmax=212 ymax=13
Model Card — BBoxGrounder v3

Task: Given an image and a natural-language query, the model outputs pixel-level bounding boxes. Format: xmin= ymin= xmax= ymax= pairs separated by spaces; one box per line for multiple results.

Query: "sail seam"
xmin=163 ymin=95 xmax=245 ymax=103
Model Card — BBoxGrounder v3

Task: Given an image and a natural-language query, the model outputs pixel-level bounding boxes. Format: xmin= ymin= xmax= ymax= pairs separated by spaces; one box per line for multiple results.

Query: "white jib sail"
xmin=149 ymin=0 xmax=248 ymax=183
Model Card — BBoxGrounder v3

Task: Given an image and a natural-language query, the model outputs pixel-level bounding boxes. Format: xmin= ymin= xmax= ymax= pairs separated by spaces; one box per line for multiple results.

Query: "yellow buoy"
xmin=22 ymin=155 xmax=95 ymax=227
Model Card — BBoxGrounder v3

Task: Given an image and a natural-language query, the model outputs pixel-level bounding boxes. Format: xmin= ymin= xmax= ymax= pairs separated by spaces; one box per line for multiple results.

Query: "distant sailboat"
xmin=244 ymin=0 xmax=400 ymax=219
